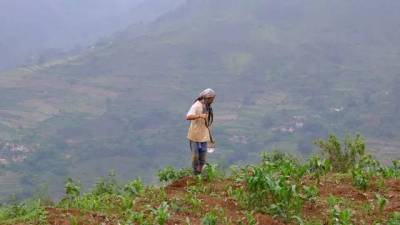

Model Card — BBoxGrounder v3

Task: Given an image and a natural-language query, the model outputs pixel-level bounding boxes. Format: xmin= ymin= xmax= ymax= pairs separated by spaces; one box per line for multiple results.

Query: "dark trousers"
xmin=190 ymin=141 xmax=207 ymax=175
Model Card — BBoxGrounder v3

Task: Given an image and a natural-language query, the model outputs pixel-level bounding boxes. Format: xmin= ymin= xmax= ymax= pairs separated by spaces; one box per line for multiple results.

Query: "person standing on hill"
xmin=186 ymin=88 xmax=216 ymax=175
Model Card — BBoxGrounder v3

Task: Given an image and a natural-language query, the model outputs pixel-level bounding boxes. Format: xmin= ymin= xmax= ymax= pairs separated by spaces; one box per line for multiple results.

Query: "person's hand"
xmin=198 ymin=113 xmax=208 ymax=119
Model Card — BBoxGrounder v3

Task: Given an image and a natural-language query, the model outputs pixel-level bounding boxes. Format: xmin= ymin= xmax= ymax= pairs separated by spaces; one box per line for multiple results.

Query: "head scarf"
xmin=198 ymin=88 xmax=216 ymax=99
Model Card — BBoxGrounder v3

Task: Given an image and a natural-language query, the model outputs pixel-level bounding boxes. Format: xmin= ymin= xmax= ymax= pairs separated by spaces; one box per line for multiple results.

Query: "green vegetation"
xmin=1 ymin=134 xmax=399 ymax=224
xmin=201 ymin=211 xmax=218 ymax=225
xmin=157 ymin=166 xmax=192 ymax=183
xmin=0 ymin=199 xmax=47 ymax=225
xmin=314 ymin=134 xmax=365 ymax=173
xmin=387 ymin=212 xmax=400 ymax=225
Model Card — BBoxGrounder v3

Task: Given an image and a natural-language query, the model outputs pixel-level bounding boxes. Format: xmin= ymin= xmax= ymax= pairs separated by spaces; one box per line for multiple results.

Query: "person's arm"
xmin=186 ymin=114 xmax=208 ymax=120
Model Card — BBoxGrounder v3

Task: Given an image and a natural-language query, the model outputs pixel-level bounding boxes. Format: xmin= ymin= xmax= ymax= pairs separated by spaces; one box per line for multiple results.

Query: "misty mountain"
xmin=1 ymin=0 xmax=400 ymax=200
xmin=0 ymin=0 xmax=185 ymax=70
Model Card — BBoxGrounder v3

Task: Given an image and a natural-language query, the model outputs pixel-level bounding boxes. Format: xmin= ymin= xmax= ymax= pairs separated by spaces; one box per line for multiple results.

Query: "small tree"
xmin=314 ymin=134 xmax=365 ymax=172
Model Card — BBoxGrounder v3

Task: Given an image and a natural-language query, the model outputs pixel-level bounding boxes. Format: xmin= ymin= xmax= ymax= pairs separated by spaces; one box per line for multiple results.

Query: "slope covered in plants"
xmin=1 ymin=135 xmax=400 ymax=224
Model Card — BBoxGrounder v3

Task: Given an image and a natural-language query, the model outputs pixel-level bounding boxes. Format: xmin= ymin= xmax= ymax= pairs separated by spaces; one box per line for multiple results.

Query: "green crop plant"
xmin=260 ymin=151 xmax=299 ymax=165
xmin=58 ymin=178 xmax=82 ymax=208
xmin=202 ymin=211 xmax=218 ymax=225
xmin=158 ymin=166 xmax=192 ymax=183
xmin=125 ymin=210 xmax=149 ymax=225
xmin=152 ymin=202 xmax=170 ymax=225
xmin=387 ymin=212 xmax=400 ymax=225
xmin=91 ymin=172 xmax=121 ymax=196
xmin=64 ymin=177 xmax=81 ymax=200
xmin=140 ymin=187 xmax=168 ymax=207
xmin=184 ymin=192 xmax=202 ymax=212
xmin=375 ymin=194 xmax=388 ymax=212
xmin=357 ymin=155 xmax=382 ymax=176
xmin=291 ymin=215 xmax=306 ymax=225
xmin=229 ymin=186 xmax=247 ymax=207
xmin=327 ymin=196 xmax=353 ymax=225
xmin=245 ymin=211 xmax=257 ymax=225
xmin=302 ymin=185 xmax=319 ymax=202
xmin=376 ymin=177 xmax=385 ymax=191
xmin=351 ymin=166 xmax=369 ymax=191
xmin=124 ymin=178 xmax=144 ymax=198
xmin=382 ymin=160 xmax=400 ymax=178
xmin=236 ymin=152 xmax=321 ymax=221
xmin=0 ymin=199 xmax=48 ymax=225
xmin=244 ymin=165 xmax=304 ymax=220
xmin=361 ymin=202 xmax=373 ymax=215
xmin=202 ymin=164 xmax=220 ymax=182
xmin=69 ymin=216 xmax=79 ymax=225
xmin=186 ymin=184 xmax=202 ymax=194
xmin=308 ymin=155 xmax=331 ymax=184
xmin=170 ymin=197 xmax=189 ymax=214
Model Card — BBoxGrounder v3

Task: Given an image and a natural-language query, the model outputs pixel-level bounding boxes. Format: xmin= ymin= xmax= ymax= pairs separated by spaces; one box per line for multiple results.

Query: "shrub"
xmin=314 ymin=134 xmax=365 ymax=172
xmin=64 ymin=177 xmax=81 ymax=200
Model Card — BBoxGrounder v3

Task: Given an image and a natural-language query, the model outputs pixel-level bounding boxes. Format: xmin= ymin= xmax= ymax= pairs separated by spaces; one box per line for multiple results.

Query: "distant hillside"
xmin=0 ymin=0 xmax=185 ymax=70
xmin=0 ymin=0 xmax=400 ymax=200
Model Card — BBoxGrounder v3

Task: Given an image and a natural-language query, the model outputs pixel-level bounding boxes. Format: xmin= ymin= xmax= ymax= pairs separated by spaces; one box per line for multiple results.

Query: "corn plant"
xmin=358 ymin=155 xmax=381 ymax=175
xmin=245 ymin=211 xmax=257 ymax=225
xmin=124 ymin=178 xmax=144 ymax=198
xmin=302 ymin=185 xmax=319 ymax=203
xmin=65 ymin=194 xmax=99 ymax=210
xmin=382 ymin=160 xmax=400 ymax=178
xmin=91 ymin=172 xmax=121 ymax=196
xmin=70 ymin=216 xmax=79 ymax=225
xmin=229 ymin=186 xmax=247 ymax=207
xmin=184 ymin=192 xmax=202 ymax=211
xmin=158 ymin=166 xmax=192 ymax=183
xmin=327 ymin=196 xmax=353 ymax=225
xmin=64 ymin=177 xmax=81 ymax=200
xmin=202 ymin=211 xmax=218 ymax=225
xmin=235 ymin=152 xmax=319 ymax=221
xmin=375 ymin=194 xmax=388 ymax=212
xmin=202 ymin=164 xmax=220 ymax=181
xmin=244 ymin=166 xmax=303 ymax=220
xmin=125 ymin=210 xmax=149 ymax=225
xmin=0 ymin=199 xmax=47 ymax=225
xmin=58 ymin=178 xmax=82 ymax=209
xmin=308 ymin=155 xmax=331 ymax=184
xmin=351 ymin=166 xmax=369 ymax=191
xmin=387 ymin=212 xmax=400 ymax=225
xmin=153 ymin=202 xmax=170 ymax=225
